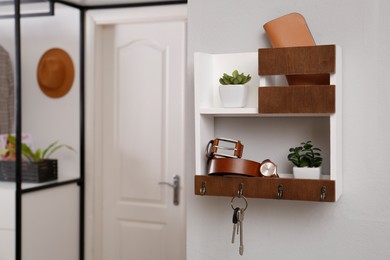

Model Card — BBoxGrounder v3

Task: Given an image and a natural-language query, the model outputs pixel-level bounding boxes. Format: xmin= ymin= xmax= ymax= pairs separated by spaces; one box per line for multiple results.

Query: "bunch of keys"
xmin=231 ymin=195 xmax=247 ymax=256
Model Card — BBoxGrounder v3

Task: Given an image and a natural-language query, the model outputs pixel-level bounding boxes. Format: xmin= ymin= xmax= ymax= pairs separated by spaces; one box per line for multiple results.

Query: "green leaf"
xmin=236 ymin=75 xmax=243 ymax=84
xmin=21 ymin=143 xmax=35 ymax=162
xmin=34 ymin=149 xmax=42 ymax=162
xmin=300 ymin=158 xmax=310 ymax=167
xmin=232 ymin=70 xmax=239 ymax=78
xmin=42 ymin=141 xmax=59 ymax=158
xmin=0 ymin=149 xmax=10 ymax=156
xmin=45 ymin=144 xmax=76 ymax=159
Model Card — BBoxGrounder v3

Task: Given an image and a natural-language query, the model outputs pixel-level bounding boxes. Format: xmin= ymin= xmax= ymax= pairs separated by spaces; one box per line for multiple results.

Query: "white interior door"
xmin=86 ymin=6 xmax=187 ymax=260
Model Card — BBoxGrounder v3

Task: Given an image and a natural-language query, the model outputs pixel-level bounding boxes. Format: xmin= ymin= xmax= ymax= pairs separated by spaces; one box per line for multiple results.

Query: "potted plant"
xmin=219 ymin=70 xmax=251 ymax=108
xmin=287 ymin=141 xmax=322 ymax=179
xmin=0 ymin=134 xmax=75 ymax=182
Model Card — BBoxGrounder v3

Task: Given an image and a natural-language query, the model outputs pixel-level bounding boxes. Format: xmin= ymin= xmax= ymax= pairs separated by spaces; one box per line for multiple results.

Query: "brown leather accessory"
xmin=208 ymin=158 xmax=261 ymax=177
xmin=263 ymin=13 xmax=315 ymax=48
xmin=206 ymin=138 xmax=243 ymax=159
xmin=263 ymin=13 xmax=329 ymax=85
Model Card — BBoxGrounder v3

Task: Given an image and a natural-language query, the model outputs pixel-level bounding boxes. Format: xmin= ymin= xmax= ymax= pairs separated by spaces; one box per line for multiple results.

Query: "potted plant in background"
xmin=219 ymin=70 xmax=251 ymax=107
xmin=287 ymin=140 xmax=323 ymax=179
xmin=0 ymin=134 xmax=75 ymax=183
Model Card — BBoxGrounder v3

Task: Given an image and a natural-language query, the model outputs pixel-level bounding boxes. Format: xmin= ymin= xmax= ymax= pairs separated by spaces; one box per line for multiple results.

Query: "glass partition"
xmin=0 ymin=1 xmax=81 ymax=259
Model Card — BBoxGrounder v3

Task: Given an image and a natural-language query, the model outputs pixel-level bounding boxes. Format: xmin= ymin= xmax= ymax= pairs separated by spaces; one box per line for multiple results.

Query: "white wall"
xmin=187 ymin=0 xmax=390 ymax=259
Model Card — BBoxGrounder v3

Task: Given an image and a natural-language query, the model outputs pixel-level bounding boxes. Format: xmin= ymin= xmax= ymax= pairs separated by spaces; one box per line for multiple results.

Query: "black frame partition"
xmin=10 ymin=1 xmax=84 ymax=260
xmin=0 ymin=0 xmax=54 ymax=18
xmin=10 ymin=0 xmax=187 ymax=259
xmin=14 ymin=1 xmax=22 ymax=259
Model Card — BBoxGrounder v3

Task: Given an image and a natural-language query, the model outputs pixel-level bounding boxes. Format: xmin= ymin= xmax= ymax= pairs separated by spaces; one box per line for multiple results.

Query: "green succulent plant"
xmin=0 ymin=134 xmax=75 ymax=163
xmin=219 ymin=70 xmax=251 ymax=85
xmin=287 ymin=141 xmax=322 ymax=168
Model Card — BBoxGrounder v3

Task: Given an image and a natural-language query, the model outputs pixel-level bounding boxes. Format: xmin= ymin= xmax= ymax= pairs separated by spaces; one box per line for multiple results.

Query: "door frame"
xmin=84 ymin=5 xmax=187 ymax=260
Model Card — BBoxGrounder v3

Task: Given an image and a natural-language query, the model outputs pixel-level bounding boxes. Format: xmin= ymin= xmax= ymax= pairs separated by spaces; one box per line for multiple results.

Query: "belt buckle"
xmin=206 ymin=137 xmax=243 ymax=159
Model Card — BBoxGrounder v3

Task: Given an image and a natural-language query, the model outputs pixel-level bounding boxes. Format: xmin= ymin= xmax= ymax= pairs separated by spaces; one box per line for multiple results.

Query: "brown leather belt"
xmin=208 ymin=158 xmax=261 ymax=177
xmin=206 ymin=138 xmax=243 ymax=159
xmin=206 ymin=138 xmax=278 ymax=178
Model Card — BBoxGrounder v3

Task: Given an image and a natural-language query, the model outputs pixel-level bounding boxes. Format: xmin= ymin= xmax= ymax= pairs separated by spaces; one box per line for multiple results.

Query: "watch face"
xmin=260 ymin=160 xmax=277 ymax=177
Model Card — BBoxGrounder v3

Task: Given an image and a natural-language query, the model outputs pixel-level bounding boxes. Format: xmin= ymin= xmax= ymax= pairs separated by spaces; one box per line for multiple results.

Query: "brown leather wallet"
xmin=263 ymin=12 xmax=329 ymax=85
xmin=208 ymin=158 xmax=261 ymax=177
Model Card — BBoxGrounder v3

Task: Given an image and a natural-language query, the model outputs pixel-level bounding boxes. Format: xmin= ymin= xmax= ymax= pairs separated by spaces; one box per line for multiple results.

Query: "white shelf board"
xmin=278 ymin=173 xmax=331 ymax=180
xmin=200 ymin=107 xmax=332 ymax=117
xmin=0 ymin=174 xmax=80 ymax=191
xmin=199 ymin=107 xmax=258 ymax=115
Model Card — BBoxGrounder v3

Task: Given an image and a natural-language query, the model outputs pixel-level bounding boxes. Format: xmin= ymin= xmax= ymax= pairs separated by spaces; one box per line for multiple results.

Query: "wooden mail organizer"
xmin=193 ymin=45 xmax=342 ymax=202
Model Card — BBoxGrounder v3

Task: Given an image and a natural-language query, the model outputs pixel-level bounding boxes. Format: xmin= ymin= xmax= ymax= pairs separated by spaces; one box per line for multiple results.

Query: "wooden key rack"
xmin=195 ymin=175 xmax=335 ymax=202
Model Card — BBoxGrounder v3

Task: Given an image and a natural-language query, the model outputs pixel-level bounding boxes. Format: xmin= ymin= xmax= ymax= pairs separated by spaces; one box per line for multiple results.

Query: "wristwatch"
xmin=259 ymin=159 xmax=278 ymax=177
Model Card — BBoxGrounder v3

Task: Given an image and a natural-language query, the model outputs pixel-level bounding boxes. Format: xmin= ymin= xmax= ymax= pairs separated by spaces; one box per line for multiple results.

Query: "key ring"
xmin=230 ymin=195 xmax=248 ymax=212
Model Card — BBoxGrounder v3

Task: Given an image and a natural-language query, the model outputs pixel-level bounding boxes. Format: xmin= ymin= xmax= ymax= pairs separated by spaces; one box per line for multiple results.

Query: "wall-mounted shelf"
xmin=194 ymin=45 xmax=342 ymax=202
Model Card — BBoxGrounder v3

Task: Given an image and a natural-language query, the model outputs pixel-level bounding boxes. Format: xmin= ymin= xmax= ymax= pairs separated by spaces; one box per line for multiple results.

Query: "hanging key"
xmin=231 ymin=207 xmax=240 ymax=243
xmin=238 ymin=208 xmax=245 ymax=255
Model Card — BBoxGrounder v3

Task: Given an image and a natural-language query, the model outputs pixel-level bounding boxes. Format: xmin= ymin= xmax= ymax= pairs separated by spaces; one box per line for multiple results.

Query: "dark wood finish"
xmin=258 ymin=85 xmax=335 ymax=113
xmin=258 ymin=45 xmax=336 ymax=76
xmin=194 ymin=175 xmax=336 ymax=202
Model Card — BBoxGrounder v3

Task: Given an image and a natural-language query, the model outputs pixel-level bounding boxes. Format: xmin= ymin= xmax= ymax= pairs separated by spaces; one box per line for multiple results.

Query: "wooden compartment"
xmin=258 ymin=85 xmax=335 ymax=113
xmin=258 ymin=45 xmax=337 ymax=114
xmin=258 ymin=45 xmax=336 ymax=76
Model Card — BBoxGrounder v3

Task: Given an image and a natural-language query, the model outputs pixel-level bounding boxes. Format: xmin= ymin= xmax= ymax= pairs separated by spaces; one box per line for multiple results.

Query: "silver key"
xmin=231 ymin=207 xmax=240 ymax=243
xmin=231 ymin=222 xmax=236 ymax=243
xmin=238 ymin=208 xmax=245 ymax=255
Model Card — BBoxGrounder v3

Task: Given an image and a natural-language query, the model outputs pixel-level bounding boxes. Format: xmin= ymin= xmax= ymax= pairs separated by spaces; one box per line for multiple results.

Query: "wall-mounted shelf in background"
xmin=194 ymin=45 xmax=342 ymax=202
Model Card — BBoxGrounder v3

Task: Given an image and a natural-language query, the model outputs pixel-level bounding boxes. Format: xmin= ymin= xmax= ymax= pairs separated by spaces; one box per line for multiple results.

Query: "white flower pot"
xmin=219 ymin=84 xmax=248 ymax=108
xmin=293 ymin=166 xmax=321 ymax=179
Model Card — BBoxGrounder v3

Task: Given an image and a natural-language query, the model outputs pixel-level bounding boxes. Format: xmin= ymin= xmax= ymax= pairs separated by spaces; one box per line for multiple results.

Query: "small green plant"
xmin=219 ymin=70 xmax=251 ymax=85
xmin=0 ymin=134 xmax=75 ymax=163
xmin=287 ymin=141 xmax=322 ymax=168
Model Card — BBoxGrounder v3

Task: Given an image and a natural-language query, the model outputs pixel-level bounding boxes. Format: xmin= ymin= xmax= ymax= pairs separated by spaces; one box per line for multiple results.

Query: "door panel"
xmin=117 ymin=39 xmax=166 ymax=203
xmin=100 ymin=19 xmax=186 ymax=260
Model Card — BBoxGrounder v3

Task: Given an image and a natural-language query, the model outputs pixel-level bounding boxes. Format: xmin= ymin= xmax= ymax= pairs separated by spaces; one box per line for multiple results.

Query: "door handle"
xmin=159 ymin=175 xmax=180 ymax=206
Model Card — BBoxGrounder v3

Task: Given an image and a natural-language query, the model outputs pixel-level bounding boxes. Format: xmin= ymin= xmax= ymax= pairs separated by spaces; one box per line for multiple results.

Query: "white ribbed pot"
xmin=219 ymin=84 xmax=248 ymax=108
xmin=293 ymin=166 xmax=321 ymax=179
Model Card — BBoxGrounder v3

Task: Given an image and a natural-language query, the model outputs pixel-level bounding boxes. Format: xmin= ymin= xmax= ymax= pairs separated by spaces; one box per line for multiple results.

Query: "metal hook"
xmin=200 ymin=181 xmax=206 ymax=196
xmin=277 ymin=184 xmax=284 ymax=200
xmin=238 ymin=183 xmax=244 ymax=197
xmin=320 ymin=186 xmax=326 ymax=201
